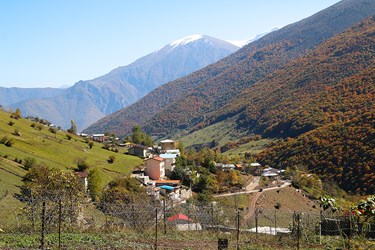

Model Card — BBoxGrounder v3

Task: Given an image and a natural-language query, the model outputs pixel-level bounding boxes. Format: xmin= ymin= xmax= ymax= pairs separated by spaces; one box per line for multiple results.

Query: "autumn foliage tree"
xmin=18 ymin=164 xmax=85 ymax=228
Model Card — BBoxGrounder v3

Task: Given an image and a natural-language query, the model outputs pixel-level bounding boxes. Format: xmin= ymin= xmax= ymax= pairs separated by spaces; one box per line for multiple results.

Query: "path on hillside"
xmin=244 ymin=182 xmax=291 ymax=219
xmin=245 ymin=176 xmax=260 ymax=191
xmin=244 ymin=192 xmax=262 ymax=220
xmin=214 ymin=177 xmax=290 ymax=198
xmin=213 ymin=177 xmax=291 ymax=220
xmin=214 ymin=176 xmax=260 ymax=198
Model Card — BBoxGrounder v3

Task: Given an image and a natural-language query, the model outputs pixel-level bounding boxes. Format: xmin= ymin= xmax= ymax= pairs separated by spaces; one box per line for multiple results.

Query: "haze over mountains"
xmin=3 ymin=35 xmax=240 ymax=130
xmin=84 ymin=0 xmax=375 ymax=194
xmin=0 ymin=87 xmax=65 ymax=107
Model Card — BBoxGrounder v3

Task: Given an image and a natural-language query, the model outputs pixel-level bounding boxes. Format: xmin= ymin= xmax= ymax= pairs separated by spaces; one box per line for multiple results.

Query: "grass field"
xmin=0 ymin=108 xmax=143 ymax=229
xmin=178 ymin=118 xmax=247 ymax=148
xmin=178 ymin=117 xmax=273 ymax=156
xmin=0 ymin=109 xmax=143 ymax=178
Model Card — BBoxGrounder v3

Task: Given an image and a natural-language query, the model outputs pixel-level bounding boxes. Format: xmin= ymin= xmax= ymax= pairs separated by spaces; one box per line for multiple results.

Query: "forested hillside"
xmin=224 ymin=16 xmax=375 ymax=194
xmin=212 ymin=16 xmax=375 ymax=138
xmin=84 ymin=0 xmax=375 ymax=136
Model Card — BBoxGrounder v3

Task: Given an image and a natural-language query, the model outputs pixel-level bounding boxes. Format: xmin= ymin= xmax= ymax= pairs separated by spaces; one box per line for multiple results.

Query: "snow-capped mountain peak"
xmin=169 ymin=34 xmax=207 ymax=48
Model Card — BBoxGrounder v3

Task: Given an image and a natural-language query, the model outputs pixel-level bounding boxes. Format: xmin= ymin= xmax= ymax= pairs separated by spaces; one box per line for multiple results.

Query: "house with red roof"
xmin=167 ymin=213 xmax=202 ymax=231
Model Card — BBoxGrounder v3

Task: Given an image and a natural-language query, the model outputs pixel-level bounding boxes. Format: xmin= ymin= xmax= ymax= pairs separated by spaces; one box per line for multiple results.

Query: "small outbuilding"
xmin=167 ymin=213 xmax=202 ymax=231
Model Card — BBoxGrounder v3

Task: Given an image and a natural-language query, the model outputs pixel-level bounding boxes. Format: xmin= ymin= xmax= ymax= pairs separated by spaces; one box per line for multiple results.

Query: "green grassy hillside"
xmin=0 ymin=108 xmax=143 ymax=228
xmin=0 ymin=158 xmax=25 ymax=228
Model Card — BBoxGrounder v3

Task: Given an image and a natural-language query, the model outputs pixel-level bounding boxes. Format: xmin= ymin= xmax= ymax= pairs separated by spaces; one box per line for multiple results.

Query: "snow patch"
xmin=169 ymin=34 xmax=207 ymax=48
xmin=227 ymin=27 xmax=280 ymax=48
xmin=226 ymin=40 xmax=248 ymax=47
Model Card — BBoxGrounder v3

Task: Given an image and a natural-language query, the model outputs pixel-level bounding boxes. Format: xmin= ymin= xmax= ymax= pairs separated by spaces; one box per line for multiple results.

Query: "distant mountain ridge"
xmin=84 ymin=0 xmax=375 ymax=138
xmin=0 ymin=87 xmax=64 ymax=107
xmin=7 ymin=35 xmax=239 ymax=130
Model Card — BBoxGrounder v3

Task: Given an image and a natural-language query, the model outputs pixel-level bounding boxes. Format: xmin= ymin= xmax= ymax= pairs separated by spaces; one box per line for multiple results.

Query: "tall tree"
xmin=88 ymin=168 xmax=102 ymax=202
xmin=68 ymin=119 xmax=77 ymax=134
xmin=131 ymin=125 xmax=153 ymax=146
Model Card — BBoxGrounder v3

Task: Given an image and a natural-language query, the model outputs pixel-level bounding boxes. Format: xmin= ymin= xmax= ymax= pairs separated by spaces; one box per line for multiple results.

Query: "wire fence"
xmin=0 ymin=196 xmax=374 ymax=249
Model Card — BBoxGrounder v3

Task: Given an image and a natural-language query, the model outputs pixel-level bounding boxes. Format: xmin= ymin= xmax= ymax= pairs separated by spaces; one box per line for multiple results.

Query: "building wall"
xmin=164 ymin=158 xmax=175 ymax=172
xmin=145 ymin=159 xmax=165 ymax=180
xmin=161 ymin=142 xmax=175 ymax=150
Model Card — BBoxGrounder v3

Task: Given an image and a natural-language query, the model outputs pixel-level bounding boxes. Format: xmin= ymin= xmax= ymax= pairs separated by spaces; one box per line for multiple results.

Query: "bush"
xmin=8 ymin=121 xmax=15 ymax=126
xmin=108 ymin=155 xmax=116 ymax=164
xmin=49 ymin=127 xmax=57 ymax=134
xmin=15 ymin=158 xmax=22 ymax=164
xmin=76 ymin=158 xmax=90 ymax=171
xmin=0 ymin=136 xmax=13 ymax=147
xmin=24 ymin=157 xmax=37 ymax=170
xmin=13 ymin=129 xmax=21 ymax=136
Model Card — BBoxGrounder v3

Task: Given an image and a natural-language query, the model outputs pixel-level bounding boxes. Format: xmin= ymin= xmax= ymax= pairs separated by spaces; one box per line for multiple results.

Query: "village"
xmin=79 ymin=134 xmax=289 ymax=207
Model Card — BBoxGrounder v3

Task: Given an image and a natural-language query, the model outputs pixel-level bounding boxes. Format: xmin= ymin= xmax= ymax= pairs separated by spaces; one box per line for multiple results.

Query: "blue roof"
xmin=158 ymin=185 xmax=175 ymax=191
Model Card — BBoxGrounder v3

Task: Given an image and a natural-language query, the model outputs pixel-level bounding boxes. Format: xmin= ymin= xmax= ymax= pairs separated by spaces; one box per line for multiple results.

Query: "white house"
xmin=160 ymin=139 xmax=176 ymax=151
xmin=159 ymin=153 xmax=178 ymax=172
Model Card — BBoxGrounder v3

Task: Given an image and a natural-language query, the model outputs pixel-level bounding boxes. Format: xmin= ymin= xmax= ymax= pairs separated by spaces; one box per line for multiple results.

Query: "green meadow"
xmin=0 ymin=108 xmax=143 ymax=229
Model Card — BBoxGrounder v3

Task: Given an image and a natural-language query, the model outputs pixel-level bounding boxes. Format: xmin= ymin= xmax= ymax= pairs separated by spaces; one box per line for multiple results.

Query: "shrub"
xmin=10 ymin=108 xmax=22 ymax=119
xmin=0 ymin=136 xmax=13 ymax=147
xmin=66 ymin=134 xmax=72 ymax=140
xmin=108 ymin=155 xmax=116 ymax=164
xmin=13 ymin=129 xmax=21 ymax=136
xmin=76 ymin=158 xmax=90 ymax=171
xmin=24 ymin=157 xmax=37 ymax=170
xmin=8 ymin=121 xmax=15 ymax=126
xmin=14 ymin=158 xmax=22 ymax=164
xmin=49 ymin=127 xmax=57 ymax=134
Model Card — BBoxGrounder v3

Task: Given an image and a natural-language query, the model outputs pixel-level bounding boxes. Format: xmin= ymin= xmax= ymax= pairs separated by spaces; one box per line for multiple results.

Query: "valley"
xmin=0 ymin=0 xmax=374 ymax=249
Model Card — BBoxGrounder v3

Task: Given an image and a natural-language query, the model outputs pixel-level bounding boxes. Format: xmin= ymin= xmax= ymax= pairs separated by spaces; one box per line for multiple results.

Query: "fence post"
xmin=236 ymin=210 xmax=240 ymax=250
xmin=296 ymin=213 xmax=301 ymax=250
xmin=155 ymin=208 xmax=158 ymax=250
xmin=348 ymin=214 xmax=352 ymax=250
xmin=131 ymin=203 xmax=136 ymax=228
xmin=163 ymin=199 xmax=166 ymax=234
xmin=40 ymin=199 xmax=46 ymax=250
xmin=58 ymin=199 xmax=62 ymax=250
xmin=319 ymin=211 xmax=322 ymax=245
xmin=255 ymin=208 xmax=259 ymax=241
xmin=274 ymin=210 xmax=277 ymax=236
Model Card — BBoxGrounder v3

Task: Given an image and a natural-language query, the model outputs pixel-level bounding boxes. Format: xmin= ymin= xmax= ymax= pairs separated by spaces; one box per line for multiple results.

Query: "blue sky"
xmin=0 ymin=0 xmax=341 ymax=88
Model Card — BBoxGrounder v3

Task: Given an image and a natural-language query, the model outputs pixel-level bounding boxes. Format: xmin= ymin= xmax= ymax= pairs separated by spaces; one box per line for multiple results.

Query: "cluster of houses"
xmin=127 ymin=139 xmax=193 ymax=203
xmin=215 ymin=162 xmax=284 ymax=179
xmin=74 ymin=134 xmax=289 ymax=230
